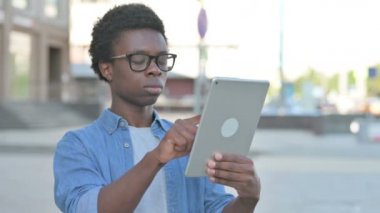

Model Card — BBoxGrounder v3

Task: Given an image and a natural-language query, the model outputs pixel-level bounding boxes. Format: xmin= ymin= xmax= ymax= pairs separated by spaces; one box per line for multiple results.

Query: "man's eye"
xmin=158 ymin=56 xmax=168 ymax=66
xmin=158 ymin=59 xmax=167 ymax=66
xmin=131 ymin=55 xmax=147 ymax=64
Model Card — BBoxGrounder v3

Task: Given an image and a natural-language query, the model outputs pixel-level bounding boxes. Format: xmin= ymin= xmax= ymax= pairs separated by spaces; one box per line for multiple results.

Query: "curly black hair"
xmin=89 ymin=3 xmax=167 ymax=81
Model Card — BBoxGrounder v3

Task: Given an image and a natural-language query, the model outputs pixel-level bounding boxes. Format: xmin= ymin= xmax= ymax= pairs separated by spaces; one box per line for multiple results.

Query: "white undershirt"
xmin=129 ymin=126 xmax=168 ymax=213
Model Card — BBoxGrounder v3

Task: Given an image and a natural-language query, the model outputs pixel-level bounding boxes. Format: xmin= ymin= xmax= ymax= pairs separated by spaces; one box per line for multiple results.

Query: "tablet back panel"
xmin=185 ymin=77 xmax=269 ymax=177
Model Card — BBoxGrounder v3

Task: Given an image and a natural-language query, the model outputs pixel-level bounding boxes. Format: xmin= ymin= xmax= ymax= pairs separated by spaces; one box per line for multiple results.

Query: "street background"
xmin=1 ymin=111 xmax=380 ymax=213
xmin=1 ymin=1 xmax=380 ymax=212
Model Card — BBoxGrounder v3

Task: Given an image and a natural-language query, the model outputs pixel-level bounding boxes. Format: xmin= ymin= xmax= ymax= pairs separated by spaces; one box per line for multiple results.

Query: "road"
xmin=1 ymin=125 xmax=380 ymax=213
xmin=251 ymin=130 xmax=380 ymax=213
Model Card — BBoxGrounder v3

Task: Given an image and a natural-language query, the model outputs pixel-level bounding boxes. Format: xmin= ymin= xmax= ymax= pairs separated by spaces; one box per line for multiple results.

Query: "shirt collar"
xmin=98 ymin=108 xmax=170 ymax=134
xmin=98 ymin=109 xmax=123 ymax=134
xmin=151 ymin=109 xmax=171 ymax=132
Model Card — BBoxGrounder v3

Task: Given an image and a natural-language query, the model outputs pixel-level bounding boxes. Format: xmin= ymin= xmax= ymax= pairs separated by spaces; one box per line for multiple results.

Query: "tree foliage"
xmin=293 ymin=67 xmax=359 ymax=97
xmin=367 ymin=65 xmax=380 ymax=96
xmin=347 ymin=70 xmax=356 ymax=87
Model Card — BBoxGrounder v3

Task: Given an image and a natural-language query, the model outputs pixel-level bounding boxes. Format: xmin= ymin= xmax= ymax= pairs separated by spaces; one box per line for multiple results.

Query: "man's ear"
xmin=98 ymin=61 xmax=113 ymax=82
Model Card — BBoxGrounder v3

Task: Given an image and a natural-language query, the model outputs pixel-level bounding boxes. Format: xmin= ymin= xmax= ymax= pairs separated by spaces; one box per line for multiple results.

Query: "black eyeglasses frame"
xmin=109 ymin=53 xmax=177 ymax=72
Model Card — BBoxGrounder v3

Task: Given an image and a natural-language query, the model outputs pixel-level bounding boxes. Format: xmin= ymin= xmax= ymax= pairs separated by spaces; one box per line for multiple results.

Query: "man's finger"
xmin=213 ymin=152 xmax=252 ymax=164
xmin=185 ymin=115 xmax=201 ymax=125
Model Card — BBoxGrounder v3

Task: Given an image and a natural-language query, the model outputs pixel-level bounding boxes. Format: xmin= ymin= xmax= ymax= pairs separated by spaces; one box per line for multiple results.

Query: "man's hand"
xmin=206 ymin=153 xmax=261 ymax=203
xmin=151 ymin=115 xmax=200 ymax=164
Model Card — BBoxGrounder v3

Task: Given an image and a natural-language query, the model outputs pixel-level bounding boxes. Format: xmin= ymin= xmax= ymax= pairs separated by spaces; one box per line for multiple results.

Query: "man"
xmin=54 ymin=3 xmax=260 ymax=213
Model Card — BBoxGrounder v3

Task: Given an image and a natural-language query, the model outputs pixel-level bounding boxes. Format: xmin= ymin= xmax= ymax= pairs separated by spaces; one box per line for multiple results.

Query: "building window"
xmin=44 ymin=0 xmax=59 ymax=18
xmin=10 ymin=31 xmax=31 ymax=100
xmin=12 ymin=0 xmax=29 ymax=10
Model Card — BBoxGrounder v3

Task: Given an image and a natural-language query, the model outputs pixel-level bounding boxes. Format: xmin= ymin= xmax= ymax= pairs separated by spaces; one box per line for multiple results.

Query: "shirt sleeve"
xmin=53 ymin=132 xmax=105 ymax=213
xmin=76 ymin=187 xmax=101 ymax=213
xmin=204 ymin=178 xmax=235 ymax=213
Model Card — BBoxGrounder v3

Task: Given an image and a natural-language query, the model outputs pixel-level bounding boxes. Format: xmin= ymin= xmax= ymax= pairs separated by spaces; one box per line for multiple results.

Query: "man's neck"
xmin=110 ymin=103 xmax=154 ymax=128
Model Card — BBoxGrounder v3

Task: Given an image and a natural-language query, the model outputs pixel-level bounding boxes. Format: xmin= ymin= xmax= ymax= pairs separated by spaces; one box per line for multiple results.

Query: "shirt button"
xmin=120 ymin=121 xmax=126 ymax=127
xmin=124 ymin=143 xmax=130 ymax=148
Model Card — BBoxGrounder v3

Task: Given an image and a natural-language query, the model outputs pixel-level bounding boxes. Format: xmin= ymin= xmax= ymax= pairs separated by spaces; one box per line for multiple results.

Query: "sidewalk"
xmin=0 ymin=126 xmax=74 ymax=153
xmin=251 ymin=129 xmax=380 ymax=213
xmin=0 ymin=110 xmax=195 ymax=152
xmin=1 ymin=114 xmax=380 ymax=212
xmin=1 ymin=121 xmax=379 ymax=158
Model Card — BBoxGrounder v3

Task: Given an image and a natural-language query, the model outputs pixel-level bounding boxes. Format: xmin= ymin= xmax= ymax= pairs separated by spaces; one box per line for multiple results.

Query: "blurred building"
xmin=0 ymin=0 xmax=70 ymax=102
xmin=69 ymin=0 xmax=113 ymax=106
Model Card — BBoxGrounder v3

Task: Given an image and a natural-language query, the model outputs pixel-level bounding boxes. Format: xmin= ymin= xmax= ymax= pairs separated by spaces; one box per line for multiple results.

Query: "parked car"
xmin=350 ymin=115 xmax=380 ymax=143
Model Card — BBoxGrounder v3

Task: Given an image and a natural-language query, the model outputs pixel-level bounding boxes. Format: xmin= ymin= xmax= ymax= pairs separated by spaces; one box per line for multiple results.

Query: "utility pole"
xmin=278 ymin=0 xmax=286 ymax=112
xmin=194 ymin=0 xmax=208 ymax=114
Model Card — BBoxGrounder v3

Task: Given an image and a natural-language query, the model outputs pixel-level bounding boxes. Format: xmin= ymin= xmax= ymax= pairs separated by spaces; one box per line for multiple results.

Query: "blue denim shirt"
xmin=54 ymin=109 xmax=234 ymax=213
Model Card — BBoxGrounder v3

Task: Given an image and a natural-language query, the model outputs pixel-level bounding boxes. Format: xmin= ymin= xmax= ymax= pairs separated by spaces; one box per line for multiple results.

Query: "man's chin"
xmin=142 ymin=96 xmax=160 ymax=106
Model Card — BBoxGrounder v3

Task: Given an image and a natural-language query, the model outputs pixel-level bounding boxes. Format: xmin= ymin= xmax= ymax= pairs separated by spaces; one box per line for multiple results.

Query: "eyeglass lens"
xmin=129 ymin=54 xmax=175 ymax=72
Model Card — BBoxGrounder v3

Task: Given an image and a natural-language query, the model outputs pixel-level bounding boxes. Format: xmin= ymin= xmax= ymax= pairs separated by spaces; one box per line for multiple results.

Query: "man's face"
xmin=106 ymin=29 xmax=169 ymax=108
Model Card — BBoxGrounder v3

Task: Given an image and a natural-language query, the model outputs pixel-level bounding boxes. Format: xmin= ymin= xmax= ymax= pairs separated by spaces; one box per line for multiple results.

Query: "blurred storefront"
xmin=0 ymin=0 xmax=70 ymax=102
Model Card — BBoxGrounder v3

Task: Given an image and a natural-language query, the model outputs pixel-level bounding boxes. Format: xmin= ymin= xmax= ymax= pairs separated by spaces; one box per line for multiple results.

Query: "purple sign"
xmin=198 ymin=8 xmax=208 ymax=39
xmin=369 ymin=67 xmax=378 ymax=79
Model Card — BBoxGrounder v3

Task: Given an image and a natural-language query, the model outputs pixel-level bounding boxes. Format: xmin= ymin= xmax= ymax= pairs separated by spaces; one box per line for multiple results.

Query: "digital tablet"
xmin=185 ymin=77 xmax=269 ymax=177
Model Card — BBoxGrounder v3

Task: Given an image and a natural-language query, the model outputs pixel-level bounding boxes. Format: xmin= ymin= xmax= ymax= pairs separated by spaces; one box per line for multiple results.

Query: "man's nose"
xmin=145 ymin=60 xmax=162 ymax=76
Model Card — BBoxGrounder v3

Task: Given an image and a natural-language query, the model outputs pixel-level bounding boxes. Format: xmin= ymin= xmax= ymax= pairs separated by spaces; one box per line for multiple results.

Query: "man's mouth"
xmin=144 ymin=85 xmax=163 ymax=95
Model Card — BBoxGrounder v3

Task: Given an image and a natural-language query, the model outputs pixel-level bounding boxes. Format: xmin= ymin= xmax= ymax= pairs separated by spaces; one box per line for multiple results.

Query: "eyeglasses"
xmin=110 ymin=53 xmax=177 ymax=72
